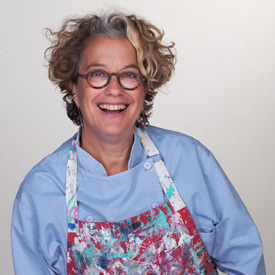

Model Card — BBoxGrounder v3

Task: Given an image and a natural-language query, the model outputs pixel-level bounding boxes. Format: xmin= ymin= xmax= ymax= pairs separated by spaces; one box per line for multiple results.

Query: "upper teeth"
xmin=99 ymin=104 xmax=126 ymax=110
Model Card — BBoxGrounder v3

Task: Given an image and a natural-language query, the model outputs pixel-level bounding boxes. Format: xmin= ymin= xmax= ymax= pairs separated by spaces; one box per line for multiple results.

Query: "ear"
xmin=70 ymin=82 xmax=79 ymax=107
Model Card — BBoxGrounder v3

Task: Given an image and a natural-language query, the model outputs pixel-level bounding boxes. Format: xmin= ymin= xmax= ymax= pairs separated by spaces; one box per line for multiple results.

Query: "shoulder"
xmin=26 ymin=134 xmax=74 ymax=176
xmin=146 ymin=125 xmax=212 ymax=162
xmin=16 ymin=134 xmax=76 ymax=201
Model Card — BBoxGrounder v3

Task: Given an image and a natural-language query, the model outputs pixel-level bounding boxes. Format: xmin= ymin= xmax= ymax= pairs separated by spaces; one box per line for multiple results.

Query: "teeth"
xmin=99 ymin=104 xmax=126 ymax=111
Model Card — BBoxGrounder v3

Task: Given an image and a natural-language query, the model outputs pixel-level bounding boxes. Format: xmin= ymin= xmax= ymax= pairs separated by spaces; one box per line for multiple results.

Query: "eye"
xmin=121 ymin=71 xmax=139 ymax=79
xmin=88 ymin=70 xmax=107 ymax=78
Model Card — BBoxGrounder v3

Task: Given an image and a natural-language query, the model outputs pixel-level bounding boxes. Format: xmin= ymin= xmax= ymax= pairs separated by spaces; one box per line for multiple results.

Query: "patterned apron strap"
xmin=138 ymin=128 xmax=186 ymax=211
xmin=66 ymin=140 xmax=79 ymax=233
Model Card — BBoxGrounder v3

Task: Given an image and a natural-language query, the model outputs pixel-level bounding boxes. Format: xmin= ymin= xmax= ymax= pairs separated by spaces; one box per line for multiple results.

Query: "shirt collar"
xmin=128 ymin=127 xmax=147 ymax=169
xmin=74 ymin=127 xmax=147 ymax=176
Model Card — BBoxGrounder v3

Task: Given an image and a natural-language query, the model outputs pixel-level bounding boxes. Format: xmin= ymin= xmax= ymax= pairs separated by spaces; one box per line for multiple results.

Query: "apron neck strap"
xmin=66 ymin=140 xmax=79 ymax=233
xmin=137 ymin=128 xmax=161 ymax=158
xmin=137 ymin=127 xmax=186 ymax=211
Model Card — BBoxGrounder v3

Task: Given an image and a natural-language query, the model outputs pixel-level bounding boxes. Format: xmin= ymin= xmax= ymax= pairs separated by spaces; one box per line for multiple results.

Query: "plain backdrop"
xmin=1 ymin=0 xmax=274 ymax=274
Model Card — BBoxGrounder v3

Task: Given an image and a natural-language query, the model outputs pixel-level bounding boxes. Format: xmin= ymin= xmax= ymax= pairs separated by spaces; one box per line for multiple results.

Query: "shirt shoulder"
xmin=16 ymin=134 xmax=76 ymax=200
xmin=146 ymin=125 xmax=212 ymax=162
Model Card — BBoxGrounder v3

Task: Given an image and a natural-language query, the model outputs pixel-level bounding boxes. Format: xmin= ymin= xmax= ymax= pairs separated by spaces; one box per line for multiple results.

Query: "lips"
xmin=98 ymin=104 xmax=128 ymax=114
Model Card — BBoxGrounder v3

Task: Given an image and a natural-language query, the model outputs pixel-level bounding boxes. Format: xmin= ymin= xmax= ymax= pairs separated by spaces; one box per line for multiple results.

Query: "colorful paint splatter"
xmin=66 ymin=129 xmax=218 ymax=274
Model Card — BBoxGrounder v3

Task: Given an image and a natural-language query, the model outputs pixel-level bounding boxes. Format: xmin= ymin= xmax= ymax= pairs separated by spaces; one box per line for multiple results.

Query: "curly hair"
xmin=44 ymin=11 xmax=176 ymax=127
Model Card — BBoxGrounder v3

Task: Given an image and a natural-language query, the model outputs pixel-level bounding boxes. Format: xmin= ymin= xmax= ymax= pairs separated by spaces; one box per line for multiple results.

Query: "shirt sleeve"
xmin=11 ymin=197 xmax=55 ymax=275
xmin=205 ymin=152 xmax=266 ymax=275
xmin=11 ymin=173 xmax=68 ymax=275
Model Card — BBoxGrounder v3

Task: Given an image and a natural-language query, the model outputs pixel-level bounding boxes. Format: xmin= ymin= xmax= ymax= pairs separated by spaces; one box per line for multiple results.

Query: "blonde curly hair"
xmin=44 ymin=12 xmax=176 ymax=126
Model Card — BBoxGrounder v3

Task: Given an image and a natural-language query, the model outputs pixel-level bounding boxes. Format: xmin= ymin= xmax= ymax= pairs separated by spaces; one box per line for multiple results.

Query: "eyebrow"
xmin=122 ymin=64 xmax=139 ymax=70
xmin=85 ymin=63 xmax=139 ymax=71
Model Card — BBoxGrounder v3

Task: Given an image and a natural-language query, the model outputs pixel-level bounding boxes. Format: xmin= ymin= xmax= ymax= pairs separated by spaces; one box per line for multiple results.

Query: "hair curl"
xmin=44 ymin=11 xmax=176 ymax=127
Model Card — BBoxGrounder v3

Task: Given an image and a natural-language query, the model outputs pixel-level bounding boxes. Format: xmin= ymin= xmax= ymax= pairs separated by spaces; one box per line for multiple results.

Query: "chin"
xmin=99 ymin=124 xmax=134 ymax=138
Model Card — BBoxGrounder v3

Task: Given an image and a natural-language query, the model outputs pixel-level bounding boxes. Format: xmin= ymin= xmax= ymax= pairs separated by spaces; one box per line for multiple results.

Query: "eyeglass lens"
xmin=88 ymin=70 xmax=141 ymax=89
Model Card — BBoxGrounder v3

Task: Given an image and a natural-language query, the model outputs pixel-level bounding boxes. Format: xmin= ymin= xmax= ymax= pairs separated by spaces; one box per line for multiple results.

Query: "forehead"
xmin=80 ymin=37 xmax=138 ymax=71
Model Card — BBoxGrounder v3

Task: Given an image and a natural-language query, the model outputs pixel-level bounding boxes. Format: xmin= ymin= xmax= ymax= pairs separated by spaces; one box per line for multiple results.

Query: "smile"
xmin=98 ymin=104 xmax=128 ymax=113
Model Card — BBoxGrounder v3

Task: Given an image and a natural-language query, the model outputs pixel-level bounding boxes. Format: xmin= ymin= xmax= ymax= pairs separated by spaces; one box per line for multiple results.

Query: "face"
xmin=72 ymin=37 xmax=145 ymax=141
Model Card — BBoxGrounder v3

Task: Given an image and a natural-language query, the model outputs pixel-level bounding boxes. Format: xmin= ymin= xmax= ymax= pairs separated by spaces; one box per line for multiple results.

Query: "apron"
xmin=66 ymin=128 xmax=218 ymax=275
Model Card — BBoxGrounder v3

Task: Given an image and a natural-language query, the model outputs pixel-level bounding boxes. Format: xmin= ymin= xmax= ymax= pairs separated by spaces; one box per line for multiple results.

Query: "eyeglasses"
xmin=77 ymin=69 xmax=147 ymax=90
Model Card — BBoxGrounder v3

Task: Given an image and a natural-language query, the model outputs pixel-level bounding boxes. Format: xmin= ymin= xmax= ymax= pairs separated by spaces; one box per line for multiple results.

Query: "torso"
xmin=66 ymin=128 xmax=218 ymax=274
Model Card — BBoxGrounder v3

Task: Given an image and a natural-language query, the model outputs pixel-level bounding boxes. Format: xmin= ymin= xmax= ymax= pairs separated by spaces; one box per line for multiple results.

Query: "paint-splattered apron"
xmin=66 ymin=128 xmax=218 ymax=274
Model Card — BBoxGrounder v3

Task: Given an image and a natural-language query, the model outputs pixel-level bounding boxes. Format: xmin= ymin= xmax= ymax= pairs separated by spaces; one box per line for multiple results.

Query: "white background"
xmin=1 ymin=0 xmax=274 ymax=274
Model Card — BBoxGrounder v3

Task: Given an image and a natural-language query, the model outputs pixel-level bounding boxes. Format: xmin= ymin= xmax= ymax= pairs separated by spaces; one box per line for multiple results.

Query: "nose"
xmin=104 ymin=74 xmax=123 ymax=96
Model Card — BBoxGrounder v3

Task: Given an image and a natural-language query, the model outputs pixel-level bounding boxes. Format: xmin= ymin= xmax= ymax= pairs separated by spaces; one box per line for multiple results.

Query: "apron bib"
xmin=66 ymin=129 xmax=218 ymax=274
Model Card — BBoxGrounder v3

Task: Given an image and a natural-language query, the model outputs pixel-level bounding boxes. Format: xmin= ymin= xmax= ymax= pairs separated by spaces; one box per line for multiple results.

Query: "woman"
xmin=11 ymin=12 xmax=265 ymax=274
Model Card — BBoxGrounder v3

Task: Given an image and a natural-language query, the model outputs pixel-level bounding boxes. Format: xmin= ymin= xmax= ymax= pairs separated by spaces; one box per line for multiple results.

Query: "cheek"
xmin=73 ymin=91 xmax=87 ymax=108
xmin=74 ymin=86 xmax=94 ymax=107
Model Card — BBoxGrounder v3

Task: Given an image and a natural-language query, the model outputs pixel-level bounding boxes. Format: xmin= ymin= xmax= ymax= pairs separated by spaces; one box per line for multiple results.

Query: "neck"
xmin=80 ymin=127 xmax=135 ymax=176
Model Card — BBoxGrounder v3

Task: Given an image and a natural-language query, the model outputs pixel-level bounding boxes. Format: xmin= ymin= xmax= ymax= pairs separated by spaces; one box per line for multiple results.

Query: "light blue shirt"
xmin=11 ymin=126 xmax=265 ymax=274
